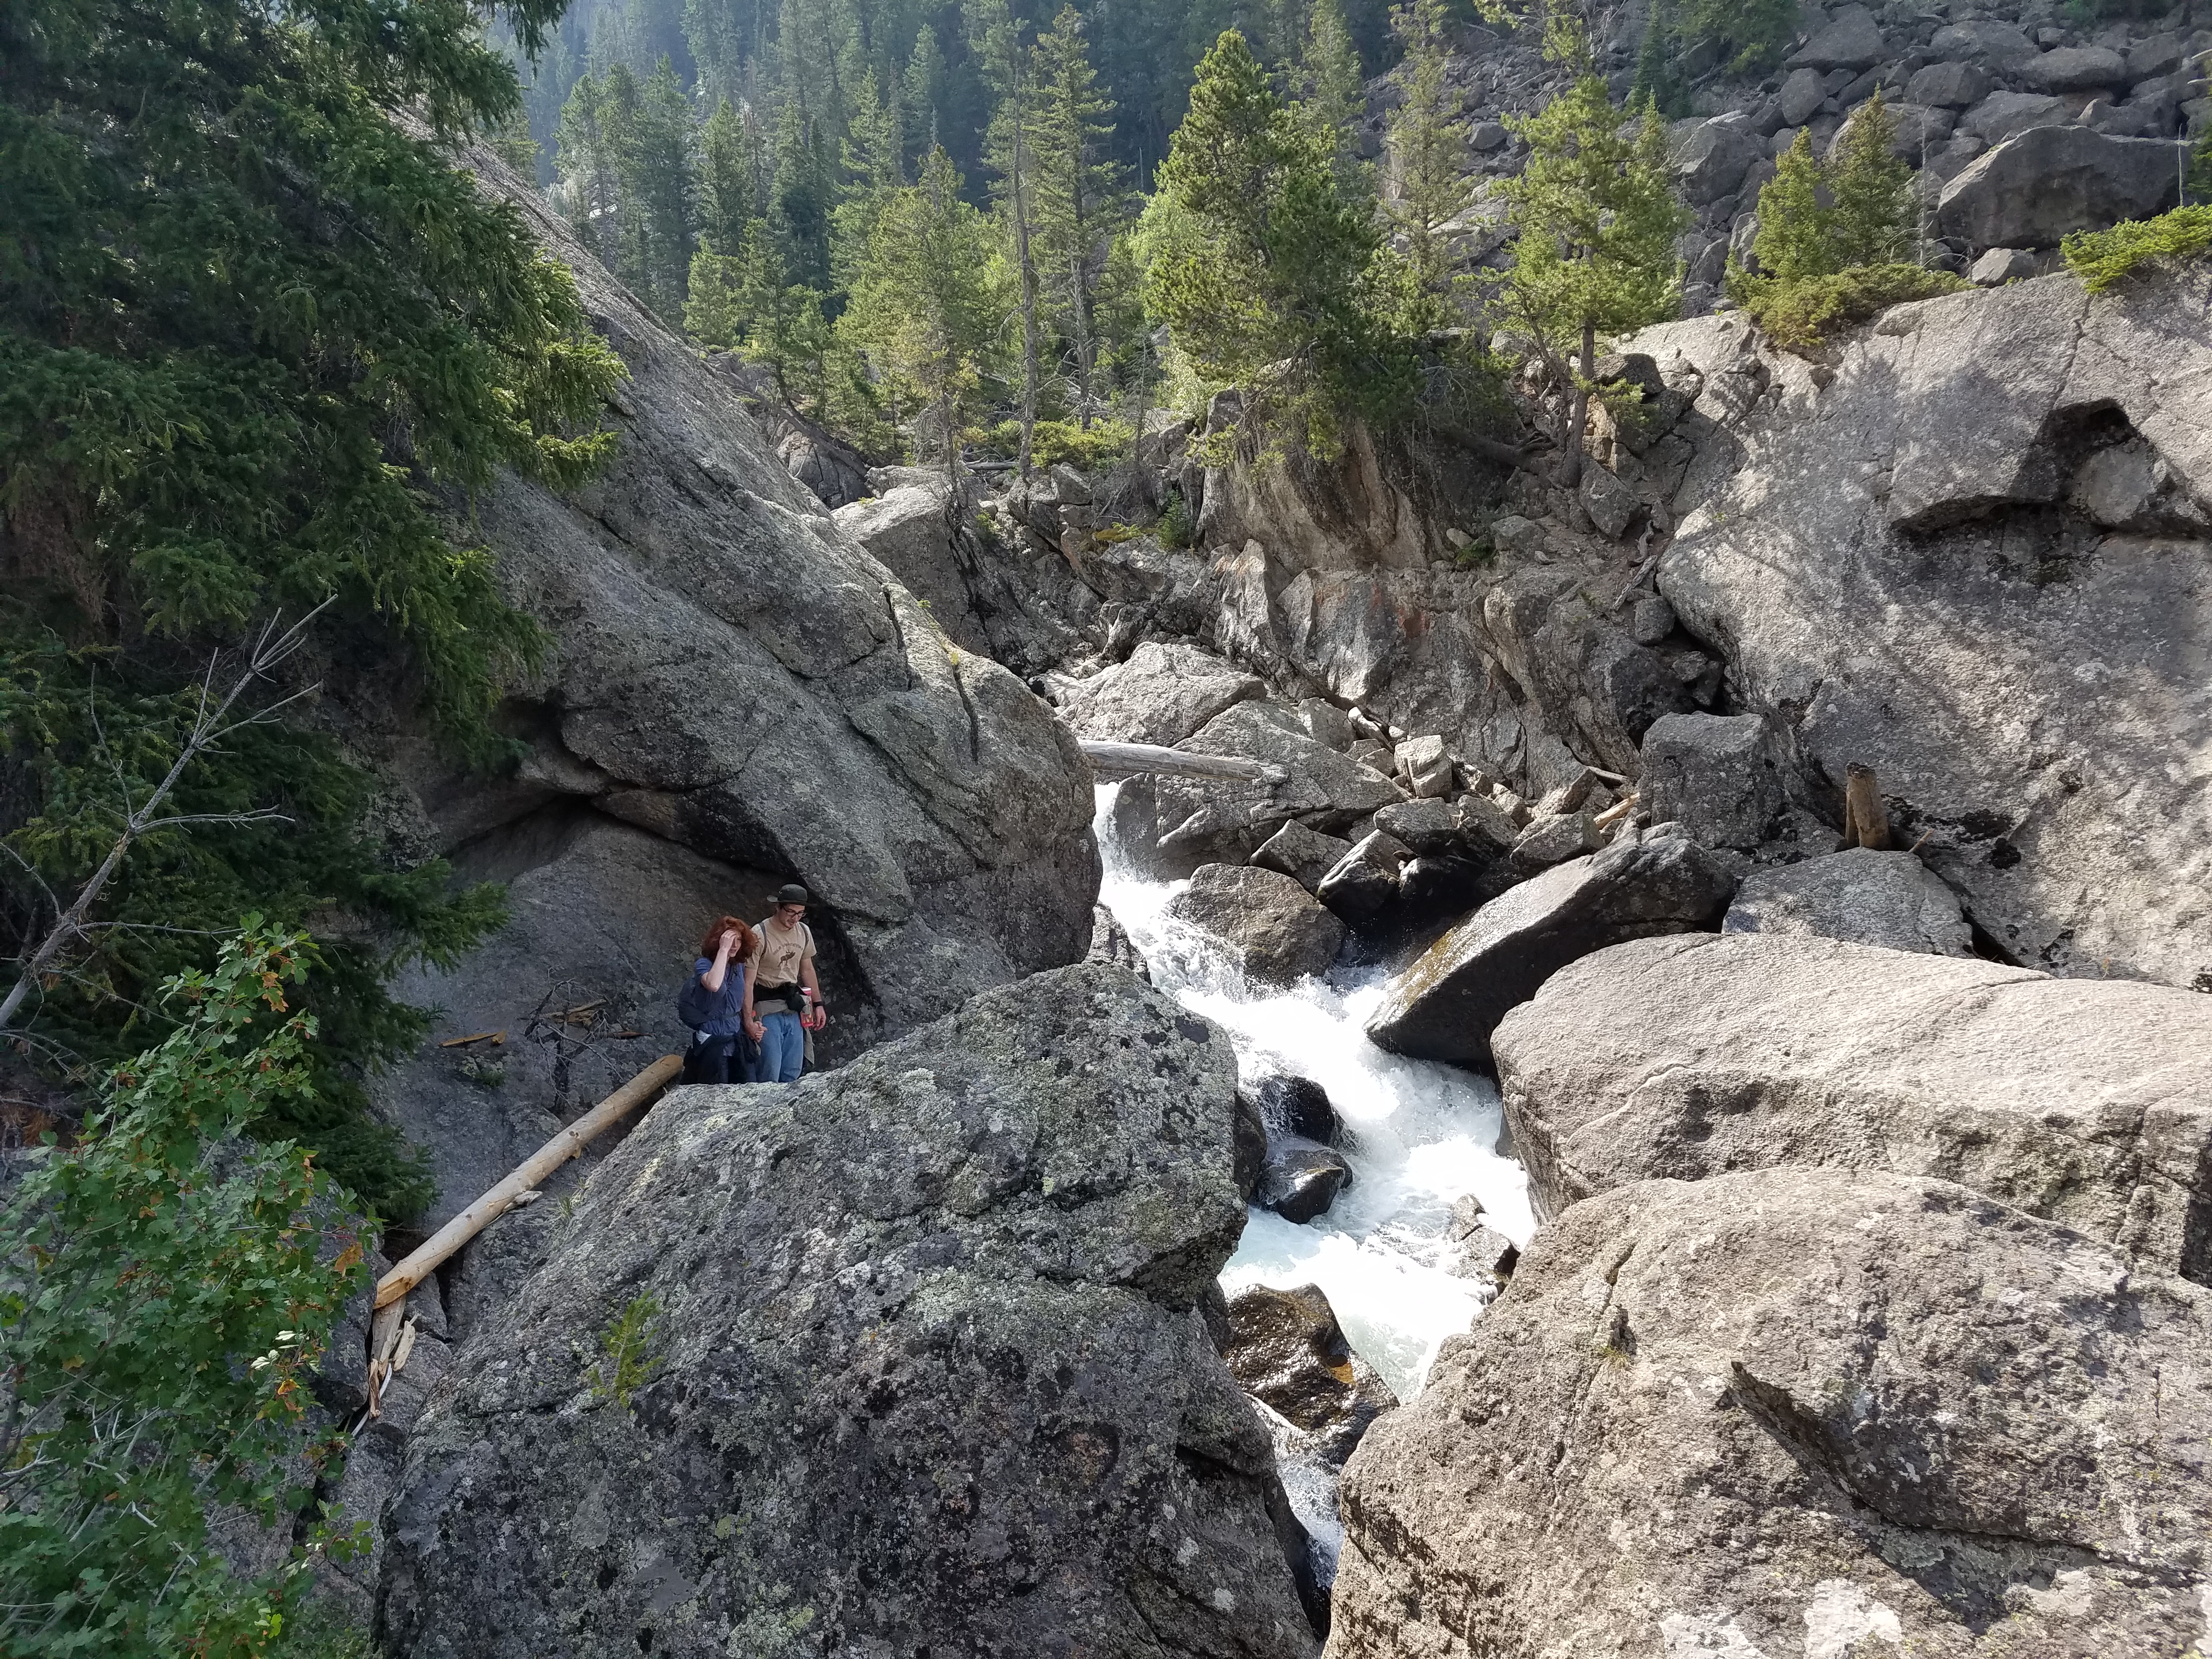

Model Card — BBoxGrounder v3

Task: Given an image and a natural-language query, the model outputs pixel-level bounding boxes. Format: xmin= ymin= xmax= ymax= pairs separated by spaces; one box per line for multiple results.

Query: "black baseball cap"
xmin=775 ymin=883 xmax=810 ymax=906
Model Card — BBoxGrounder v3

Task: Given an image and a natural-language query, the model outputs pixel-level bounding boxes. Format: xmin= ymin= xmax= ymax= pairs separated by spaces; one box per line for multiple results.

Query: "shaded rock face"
xmin=1934 ymin=125 xmax=2187 ymax=249
xmin=368 ymin=148 xmax=1098 ymax=1218
xmin=377 ymin=964 xmax=1321 ymax=1659
xmin=1638 ymin=712 xmax=1785 ymax=851
xmin=1653 ymin=266 xmax=2212 ymax=989
xmin=1724 ymin=847 xmax=1973 ymax=955
xmin=1329 ymin=1167 xmax=2212 ymax=1659
xmin=1490 ymin=933 xmax=2212 ymax=1281
xmin=1365 ymin=827 xmax=1736 ymax=1070
xmin=1164 ymin=863 xmax=1347 ymax=987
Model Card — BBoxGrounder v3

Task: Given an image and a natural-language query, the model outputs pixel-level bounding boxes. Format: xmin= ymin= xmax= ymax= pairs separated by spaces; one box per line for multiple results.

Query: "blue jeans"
xmin=748 ymin=1011 xmax=805 ymax=1084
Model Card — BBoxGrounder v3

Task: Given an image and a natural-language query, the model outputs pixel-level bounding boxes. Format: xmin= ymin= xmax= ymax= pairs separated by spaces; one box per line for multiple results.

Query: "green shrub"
xmin=1673 ymin=0 xmax=1798 ymax=73
xmin=592 ymin=1293 xmax=665 ymax=1408
xmin=2062 ymin=205 xmax=2212 ymax=294
xmin=1 ymin=927 xmax=371 ymax=1656
xmin=1728 ymin=264 xmax=1970 ymax=352
xmin=1157 ymin=489 xmax=1197 ymax=550
xmin=975 ymin=417 xmax=1136 ymax=472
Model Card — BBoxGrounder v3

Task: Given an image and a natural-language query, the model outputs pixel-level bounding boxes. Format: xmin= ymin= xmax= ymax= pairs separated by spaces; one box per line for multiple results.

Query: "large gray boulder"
xmin=377 ymin=964 xmax=1321 ymax=1659
xmin=1956 ymin=88 xmax=2069 ymax=144
xmin=1056 ymin=640 xmax=1263 ymax=748
xmin=1929 ymin=19 xmax=2038 ymax=67
xmin=1936 ymin=125 xmax=2186 ymax=247
xmin=1651 ymin=265 xmax=2212 ymax=989
xmin=1165 ymin=862 xmax=1347 ymax=986
xmin=1637 ymin=712 xmax=1785 ymax=850
xmin=1785 ymin=3 xmax=1886 ymax=71
xmin=1724 ymin=847 xmax=1973 ymax=954
xmin=1364 ymin=827 xmax=1735 ymax=1070
xmin=1671 ymin=116 xmax=1762 ymax=206
xmin=371 ymin=148 xmax=1098 ymax=1222
xmin=1490 ymin=933 xmax=2212 ymax=1280
xmin=1329 ymin=1167 xmax=2212 ymax=1659
xmin=2018 ymin=44 xmax=2129 ymax=93
xmin=831 ymin=468 xmax=990 ymax=657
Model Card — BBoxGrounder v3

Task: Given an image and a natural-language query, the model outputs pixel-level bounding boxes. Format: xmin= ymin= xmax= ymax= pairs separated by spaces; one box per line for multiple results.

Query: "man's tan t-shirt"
xmin=750 ymin=916 xmax=816 ymax=988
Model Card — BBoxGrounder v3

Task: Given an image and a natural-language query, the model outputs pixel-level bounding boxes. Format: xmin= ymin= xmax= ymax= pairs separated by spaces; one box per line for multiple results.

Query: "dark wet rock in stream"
xmin=1250 ymin=1074 xmax=1341 ymax=1146
xmin=1365 ymin=826 xmax=1735 ymax=1071
xmin=1221 ymin=1284 xmax=1397 ymax=1471
xmin=377 ymin=964 xmax=1321 ymax=1659
xmin=1330 ymin=1167 xmax=2212 ymax=1659
xmin=1257 ymin=1143 xmax=1353 ymax=1225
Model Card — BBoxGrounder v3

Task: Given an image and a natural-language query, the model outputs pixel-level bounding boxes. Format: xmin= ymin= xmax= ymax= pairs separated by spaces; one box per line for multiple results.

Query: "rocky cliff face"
xmin=1654 ymin=266 xmax=2212 ymax=986
xmin=1328 ymin=1166 xmax=2212 ymax=1659
xmin=359 ymin=148 xmax=1097 ymax=1224
xmin=375 ymin=964 xmax=1320 ymax=1659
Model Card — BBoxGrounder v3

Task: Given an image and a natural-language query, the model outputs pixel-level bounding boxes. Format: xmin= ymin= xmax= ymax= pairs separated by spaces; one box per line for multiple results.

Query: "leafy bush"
xmin=1 ymin=927 xmax=371 ymax=1656
xmin=2062 ymin=205 xmax=2212 ymax=294
xmin=1729 ymin=263 xmax=1969 ymax=351
xmin=975 ymin=418 xmax=1137 ymax=471
xmin=592 ymin=1293 xmax=665 ymax=1408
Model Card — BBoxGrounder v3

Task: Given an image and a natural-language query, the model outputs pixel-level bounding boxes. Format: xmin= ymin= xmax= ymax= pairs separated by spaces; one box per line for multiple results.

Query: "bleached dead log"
xmin=1080 ymin=740 xmax=1288 ymax=786
xmin=373 ymin=1052 xmax=683 ymax=1310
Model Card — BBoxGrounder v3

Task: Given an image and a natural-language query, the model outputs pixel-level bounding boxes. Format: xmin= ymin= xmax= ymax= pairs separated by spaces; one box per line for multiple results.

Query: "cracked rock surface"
xmin=1652 ymin=266 xmax=2212 ymax=988
xmin=376 ymin=964 xmax=1319 ymax=1659
xmin=1327 ymin=1167 xmax=2212 ymax=1659
xmin=1491 ymin=933 xmax=2212 ymax=1281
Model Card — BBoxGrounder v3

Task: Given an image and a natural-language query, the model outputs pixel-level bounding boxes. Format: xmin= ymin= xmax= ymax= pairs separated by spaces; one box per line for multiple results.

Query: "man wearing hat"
xmin=742 ymin=883 xmax=827 ymax=1083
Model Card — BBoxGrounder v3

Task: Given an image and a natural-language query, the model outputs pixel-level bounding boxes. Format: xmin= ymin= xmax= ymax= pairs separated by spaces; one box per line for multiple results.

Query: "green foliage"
xmin=1158 ymin=488 xmax=1197 ymax=549
xmin=267 ymin=1600 xmax=377 ymax=1659
xmin=1827 ymin=94 xmax=1915 ymax=268
xmin=2 ymin=0 xmax=627 ymax=756
xmin=1749 ymin=129 xmax=1831 ymax=283
xmin=1730 ymin=262 xmax=1967 ymax=351
xmin=1031 ymin=6 xmax=1127 ymax=422
xmin=1298 ymin=0 xmax=1373 ymax=198
xmin=1145 ymin=30 xmax=1406 ymax=454
xmin=1734 ymin=98 xmax=1943 ymax=353
xmin=843 ymin=149 xmax=1005 ymax=471
xmin=1628 ymin=0 xmax=1689 ymax=117
xmin=1672 ymin=0 xmax=1798 ymax=74
xmin=2062 ymin=205 xmax=2212 ymax=293
xmin=555 ymin=60 xmax=699 ymax=320
xmin=1384 ymin=0 xmax=1472 ymax=332
xmin=0 ymin=630 xmax=507 ymax=1217
xmin=593 ymin=1293 xmax=666 ymax=1407
xmin=0 ymin=927 xmax=373 ymax=1656
xmin=1495 ymin=24 xmax=1689 ymax=390
xmin=977 ymin=419 xmax=1135 ymax=470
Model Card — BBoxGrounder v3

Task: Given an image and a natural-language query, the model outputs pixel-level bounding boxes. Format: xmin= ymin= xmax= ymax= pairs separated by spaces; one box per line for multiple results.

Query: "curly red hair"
xmin=701 ymin=914 xmax=756 ymax=960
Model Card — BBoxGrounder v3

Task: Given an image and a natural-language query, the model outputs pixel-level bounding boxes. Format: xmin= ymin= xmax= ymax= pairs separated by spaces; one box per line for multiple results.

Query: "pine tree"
xmin=629 ymin=57 xmax=700 ymax=318
xmin=903 ymin=25 xmax=950 ymax=168
xmin=555 ymin=71 xmax=623 ymax=267
xmin=698 ymin=96 xmax=763 ymax=257
xmin=1032 ymin=5 xmax=1125 ymax=427
xmin=1299 ymin=0 xmax=1371 ymax=199
xmin=1147 ymin=29 xmax=1392 ymax=452
xmin=832 ymin=67 xmax=908 ymax=288
xmin=1827 ymin=91 xmax=1915 ymax=268
xmin=973 ymin=0 xmax=1046 ymax=473
xmin=1747 ymin=127 xmax=1829 ymax=283
xmin=1494 ymin=18 xmax=1688 ymax=486
xmin=845 ymin=146 xmax=1002 ymax=485
xmin=771 ymin=95 xmax=836 ymax=289
xmin=1385 ymin=0 xmax=1470 ymax=332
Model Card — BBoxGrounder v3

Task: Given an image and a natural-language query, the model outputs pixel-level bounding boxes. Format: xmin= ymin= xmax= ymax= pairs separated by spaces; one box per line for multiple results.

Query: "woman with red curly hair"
xmin=681 ymin=915 xmax=765 ymax=1084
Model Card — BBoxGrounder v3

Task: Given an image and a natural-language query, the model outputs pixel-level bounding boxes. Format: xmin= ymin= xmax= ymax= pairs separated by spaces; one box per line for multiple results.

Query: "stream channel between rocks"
xmin=1092 ymin=783 xmax=1536 ymax=1587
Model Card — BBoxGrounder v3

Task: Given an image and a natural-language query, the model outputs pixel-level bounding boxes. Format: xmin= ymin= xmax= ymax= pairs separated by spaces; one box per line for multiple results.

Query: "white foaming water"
xmin=1092 ymin=785 xmax=1534 ymax=1397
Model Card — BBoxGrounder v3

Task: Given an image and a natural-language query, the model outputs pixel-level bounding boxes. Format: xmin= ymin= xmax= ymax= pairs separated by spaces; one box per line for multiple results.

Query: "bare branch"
xmin=0 ymin=597 xmax=336 ymax=1034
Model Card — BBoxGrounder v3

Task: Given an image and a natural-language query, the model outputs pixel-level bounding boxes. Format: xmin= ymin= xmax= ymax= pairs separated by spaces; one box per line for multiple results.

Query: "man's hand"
xmin=805 ymin=1004 xmax=828 ymax=1032
xmin=744 ymin=1014 xmax=765 ymax=1041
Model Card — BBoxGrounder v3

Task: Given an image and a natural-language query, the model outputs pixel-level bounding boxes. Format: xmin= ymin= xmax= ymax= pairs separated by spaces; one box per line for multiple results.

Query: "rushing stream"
xmin=1092 ymin=785 xmax=1536 ymax=1579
